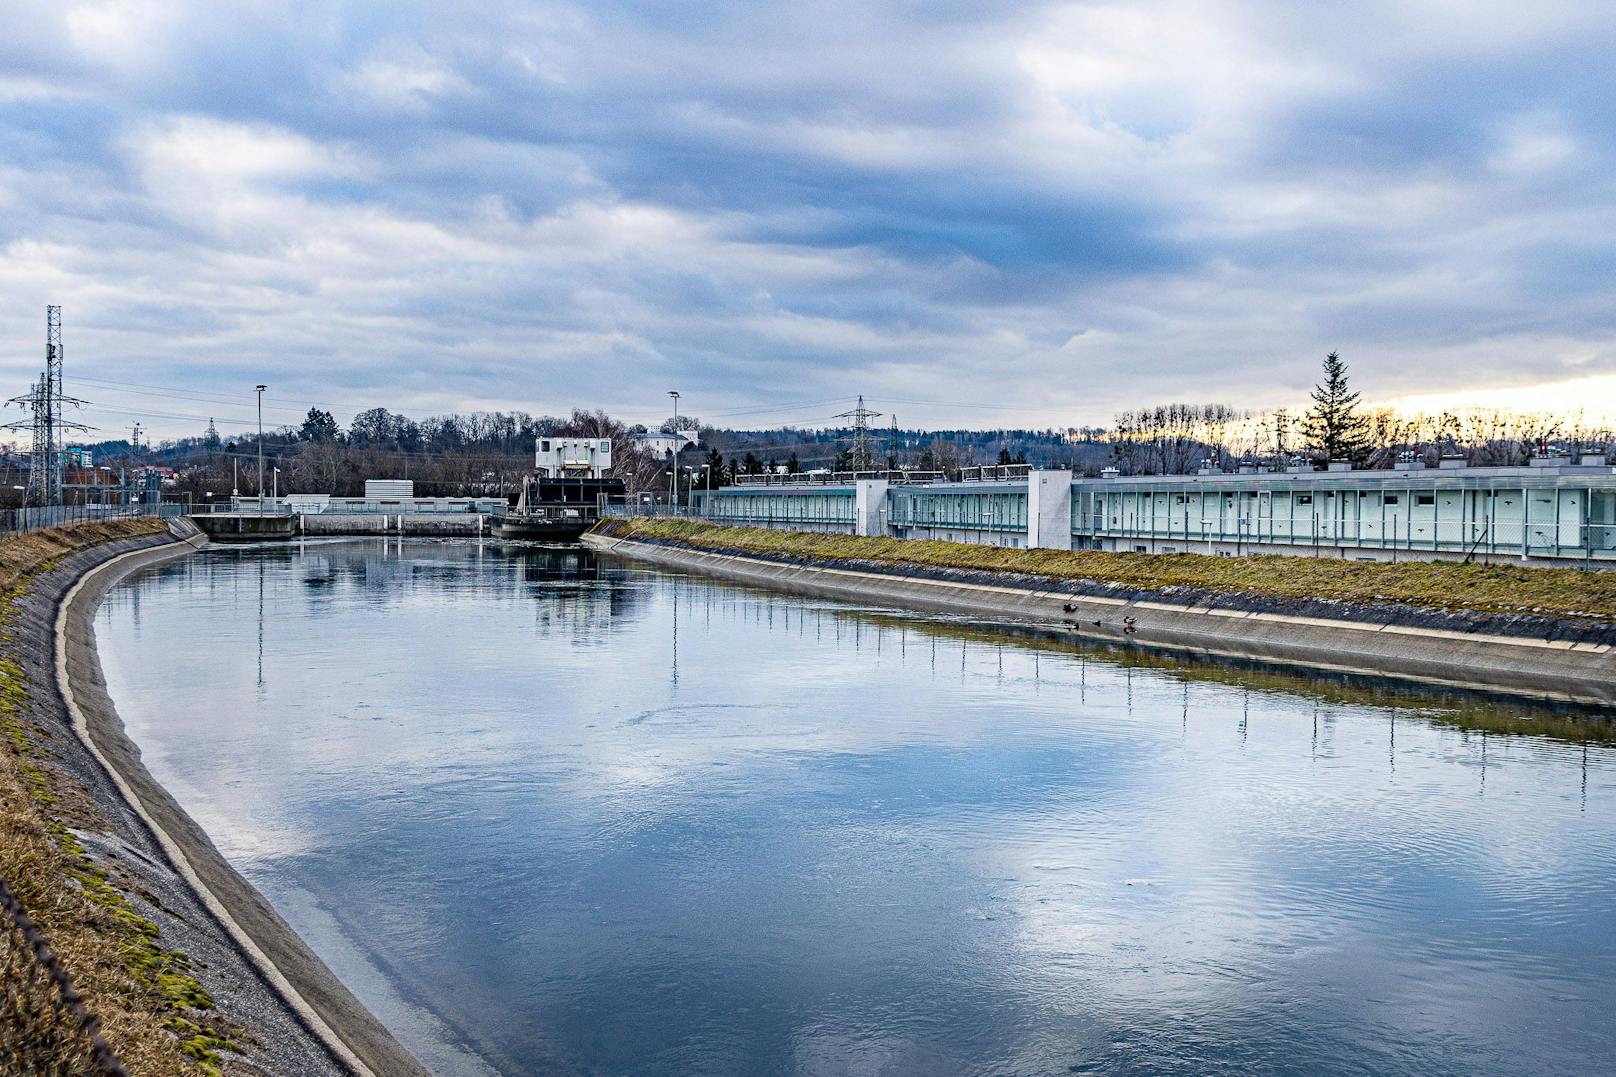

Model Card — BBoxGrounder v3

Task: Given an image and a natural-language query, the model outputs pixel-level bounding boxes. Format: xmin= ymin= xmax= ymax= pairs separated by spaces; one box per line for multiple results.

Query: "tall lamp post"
xmin=667 ymin=389 xmax=680 ymax=510
xmin=255 ymin=384 xmax=267 ymax=516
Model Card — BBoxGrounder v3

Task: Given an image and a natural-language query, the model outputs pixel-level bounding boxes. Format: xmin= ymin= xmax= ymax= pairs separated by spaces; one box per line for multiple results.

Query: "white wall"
xmin=1027 ymin=470 xmax=1073 ymax=549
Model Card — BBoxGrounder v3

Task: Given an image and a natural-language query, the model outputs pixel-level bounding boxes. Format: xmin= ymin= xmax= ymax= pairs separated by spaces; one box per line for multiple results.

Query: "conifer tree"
xmin=1302 ymin=352 xmax=1370 ymax=463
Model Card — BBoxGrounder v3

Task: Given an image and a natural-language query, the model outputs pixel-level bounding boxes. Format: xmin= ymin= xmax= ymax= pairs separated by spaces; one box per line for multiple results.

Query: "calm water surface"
xmin=98 ymin=539 xmax=1616 ymax=1076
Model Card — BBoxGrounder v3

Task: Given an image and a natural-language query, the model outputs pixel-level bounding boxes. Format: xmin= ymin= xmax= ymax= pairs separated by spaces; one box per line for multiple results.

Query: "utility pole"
xmin=834 ymin=395 xmax=882 ymax=473
xmin=668 ymin=389 xmax=680 ymax=510
xmin=46 ymin=306 xmax=61 ymax=500
xmin=4 ymin=306 xmax=90 ymax=506
xmin=127 ymin=422 xmax=143 ymax=509
xmin=255 ymin=384 xmax=266 ymax=516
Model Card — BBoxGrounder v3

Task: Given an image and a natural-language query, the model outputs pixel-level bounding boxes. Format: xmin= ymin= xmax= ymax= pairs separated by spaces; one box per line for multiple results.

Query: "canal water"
xmin=97 ymin=539 xmax=1616 ymax=1076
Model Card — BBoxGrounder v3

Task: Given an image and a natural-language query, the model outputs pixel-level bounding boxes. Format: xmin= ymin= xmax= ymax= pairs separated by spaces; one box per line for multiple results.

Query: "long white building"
xmin=698 ymin=457 xmax=1616 ymax=566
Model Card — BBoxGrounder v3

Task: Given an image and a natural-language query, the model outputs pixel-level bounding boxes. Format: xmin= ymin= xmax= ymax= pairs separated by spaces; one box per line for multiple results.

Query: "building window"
xmin=1416 ymin=494 xmax=1435 ymax=506
xmin=1297 ymin=495 xmax=1312 ymax=505
xmin=1385 ymin=496 xmax=1400 ymax=505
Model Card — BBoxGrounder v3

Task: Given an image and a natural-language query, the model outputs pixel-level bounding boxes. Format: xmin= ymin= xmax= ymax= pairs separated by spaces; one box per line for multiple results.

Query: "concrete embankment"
xmin=584 ymin=530 xmax=1616 ymax=706
xmin=48 ymin=522 xmax=428 ymax=1075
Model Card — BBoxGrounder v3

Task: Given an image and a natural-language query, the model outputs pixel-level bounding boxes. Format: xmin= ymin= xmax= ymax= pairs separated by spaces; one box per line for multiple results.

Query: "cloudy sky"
xmin=2 ymin=1 xmax=1614 ymax=439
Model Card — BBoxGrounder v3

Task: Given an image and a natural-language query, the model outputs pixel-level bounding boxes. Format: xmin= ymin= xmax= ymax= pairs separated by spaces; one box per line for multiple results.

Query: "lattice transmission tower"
xmin=834 ymin=395 xmax=883 ymax=472
xmin=4 ymin=306 xmax=91 ymax=505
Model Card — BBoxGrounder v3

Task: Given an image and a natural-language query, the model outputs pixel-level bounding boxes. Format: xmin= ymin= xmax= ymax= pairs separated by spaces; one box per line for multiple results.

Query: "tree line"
xmin=33 ymin=355 xmax=1608 ymax=502
xmin=1104 ymin=353 xmax=1613 ymax=476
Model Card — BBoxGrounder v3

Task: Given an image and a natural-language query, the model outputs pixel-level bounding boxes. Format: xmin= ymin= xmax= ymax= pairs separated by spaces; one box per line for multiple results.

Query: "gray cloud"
xmin=2 ymin=0 xmax=1614 ymax=439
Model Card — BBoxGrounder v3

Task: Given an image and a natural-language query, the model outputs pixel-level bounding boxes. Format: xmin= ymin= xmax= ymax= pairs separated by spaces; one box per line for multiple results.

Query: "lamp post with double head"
xmin=667 ymin=389 xmax=681 ymax=509
xmin=255 ymin=384 xmax=267 ymax=516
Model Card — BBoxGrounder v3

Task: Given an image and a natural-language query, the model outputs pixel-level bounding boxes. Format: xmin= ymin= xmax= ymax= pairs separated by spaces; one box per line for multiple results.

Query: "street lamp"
xmin=667 ymin=390 xmax=681 ymax=509
xmin=272 ymin=466 xmax=280 ymax=503
xmin=255 ymin=384 xmax=267 ymax=516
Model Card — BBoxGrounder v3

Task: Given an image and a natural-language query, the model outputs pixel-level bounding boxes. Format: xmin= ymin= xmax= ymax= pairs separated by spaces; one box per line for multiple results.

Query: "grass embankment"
xmin=0 ymin=518 xmax=241 ymax=1075
xmin=599 ymin=517 xmax=1616 ymax=622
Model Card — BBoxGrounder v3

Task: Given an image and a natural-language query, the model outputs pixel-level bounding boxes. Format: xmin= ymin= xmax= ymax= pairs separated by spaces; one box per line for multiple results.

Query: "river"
xmin=96 ymin=538 xmax=1616 ymax=1076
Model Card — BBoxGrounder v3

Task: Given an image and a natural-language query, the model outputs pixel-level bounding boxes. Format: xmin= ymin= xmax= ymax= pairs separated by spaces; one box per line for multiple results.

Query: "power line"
xmin=70 ymin=377 xmax=314 ymax=416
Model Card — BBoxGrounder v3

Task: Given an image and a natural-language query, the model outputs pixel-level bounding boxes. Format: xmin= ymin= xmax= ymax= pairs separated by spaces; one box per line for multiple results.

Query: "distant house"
xmin=631 ymin=430 xmax=698 ymax=459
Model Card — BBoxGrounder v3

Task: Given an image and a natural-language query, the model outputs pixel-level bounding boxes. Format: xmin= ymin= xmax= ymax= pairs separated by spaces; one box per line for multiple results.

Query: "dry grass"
xmin=0 ymin=517 xmax=168 ymax=595
xmin=0 ymin=518 xmax=236 ymax=1076
xmin=601 ymin=517 xmax=1616 ymax=621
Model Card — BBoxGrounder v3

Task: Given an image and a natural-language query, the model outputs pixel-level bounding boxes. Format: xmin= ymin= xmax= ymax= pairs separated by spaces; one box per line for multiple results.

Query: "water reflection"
xmin=98 ymin=539 xmax=1616 ymax=1077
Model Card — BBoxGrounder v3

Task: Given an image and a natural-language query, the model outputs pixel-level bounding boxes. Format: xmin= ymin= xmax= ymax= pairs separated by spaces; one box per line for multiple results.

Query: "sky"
xmin=2 ymin=0 xmax=1615 ymax=441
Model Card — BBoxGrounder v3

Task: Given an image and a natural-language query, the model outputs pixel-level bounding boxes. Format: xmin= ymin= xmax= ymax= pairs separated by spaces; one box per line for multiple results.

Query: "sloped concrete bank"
xmin=49 ymin=523 xmax=428 ymax=1076
xmin=583 ymin=531 xmax=1616 ymax=707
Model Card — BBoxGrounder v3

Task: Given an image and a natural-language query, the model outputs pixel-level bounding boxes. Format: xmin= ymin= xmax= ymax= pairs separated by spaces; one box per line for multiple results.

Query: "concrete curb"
xmin=584 ymin=534 xmax=1616 ymax=706
xmin=56 ymin=534 xmax=429 ymax=1077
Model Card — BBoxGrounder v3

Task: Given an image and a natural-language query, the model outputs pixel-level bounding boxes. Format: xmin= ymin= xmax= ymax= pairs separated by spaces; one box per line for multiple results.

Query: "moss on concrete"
xmin=0 ymin=520 xmax=231 ymax=1075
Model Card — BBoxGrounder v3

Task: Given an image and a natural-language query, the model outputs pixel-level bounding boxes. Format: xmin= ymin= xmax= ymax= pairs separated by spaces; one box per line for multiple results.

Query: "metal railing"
xmin=954 ymin=464 xmax=1031 ymax=483
xmin=0 ymin=878 xmax=128 ymax=1076
xmin=0 ymin=501 xmax=190 ymax=536
xmin=605 ymin=500 xmax=699 ymax=518
xmin=730 ymin=470 xmax=945 ymax=487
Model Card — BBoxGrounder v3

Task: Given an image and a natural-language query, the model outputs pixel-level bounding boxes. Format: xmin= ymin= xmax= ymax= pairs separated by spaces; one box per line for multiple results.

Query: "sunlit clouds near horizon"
xmin=3 ymin=1 xmax=1616 ymax=437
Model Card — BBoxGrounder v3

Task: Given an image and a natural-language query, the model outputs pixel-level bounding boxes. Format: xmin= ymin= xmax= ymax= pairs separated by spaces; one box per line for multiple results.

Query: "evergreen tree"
xmin=786 ymin=451 xmax=801 ymax=474
xmin=704 ymin=446 xmax=726 ymax=487
xmin=1302 ymin=352 xmax=1370 ymax=463
xmin=300 ymin=407 xmax=340 ymax=443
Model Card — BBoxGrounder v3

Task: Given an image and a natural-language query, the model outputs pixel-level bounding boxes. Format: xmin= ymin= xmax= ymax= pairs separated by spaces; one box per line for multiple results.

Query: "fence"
xmin=605 ymin=500 xmax=700 ymax=519
xmin=0 ymin=878 xmax=128 ymax=1076
xmin=0 ymin=501 xmax=190 ymax=537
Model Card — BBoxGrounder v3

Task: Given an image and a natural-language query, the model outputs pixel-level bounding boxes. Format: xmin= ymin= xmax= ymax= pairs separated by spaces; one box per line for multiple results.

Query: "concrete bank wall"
xmin=56 ymin=527 xmax=428 ymax=1076
xmin=583 ymin=533 xmax=1616 ymax=707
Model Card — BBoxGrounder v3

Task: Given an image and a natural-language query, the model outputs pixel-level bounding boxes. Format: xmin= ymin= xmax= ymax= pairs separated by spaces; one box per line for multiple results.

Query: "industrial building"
xmin=698 ymin=457 xmax=1616 ymax=566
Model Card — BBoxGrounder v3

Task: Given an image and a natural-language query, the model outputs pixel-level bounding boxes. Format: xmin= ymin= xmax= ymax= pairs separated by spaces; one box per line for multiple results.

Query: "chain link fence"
xmin=0 ymin=501 xmax=190 ymax=537
xmin=0 ymin=878 xmax=128 ymax=1076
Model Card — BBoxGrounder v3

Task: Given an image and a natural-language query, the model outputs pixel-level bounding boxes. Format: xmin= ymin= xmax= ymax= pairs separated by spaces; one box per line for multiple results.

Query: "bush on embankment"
xmin=597 ymin=517 xmax=1616 ymax=622
xmin=1 ymin=518 xmax=233 ymax=1076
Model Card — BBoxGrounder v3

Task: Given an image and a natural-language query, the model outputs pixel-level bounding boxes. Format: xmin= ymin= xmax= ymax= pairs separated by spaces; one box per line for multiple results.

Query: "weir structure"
xmin=694 ymin=457 xmax=1616 ymax=566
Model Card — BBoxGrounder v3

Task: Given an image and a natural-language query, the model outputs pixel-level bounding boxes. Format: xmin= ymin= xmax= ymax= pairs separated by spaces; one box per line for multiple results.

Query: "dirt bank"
xmin=5 ymin=520 xmax=426 ymax=1076
xmin=585 ymin=523 xmax=1616 ymax=706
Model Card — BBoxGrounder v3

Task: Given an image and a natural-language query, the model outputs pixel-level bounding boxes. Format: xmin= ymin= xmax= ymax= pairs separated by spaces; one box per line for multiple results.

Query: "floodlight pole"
xmin=255 ymin=384 xmax=266 ymax=516
xmin=668 ymin=389 xmax=681 ymax=510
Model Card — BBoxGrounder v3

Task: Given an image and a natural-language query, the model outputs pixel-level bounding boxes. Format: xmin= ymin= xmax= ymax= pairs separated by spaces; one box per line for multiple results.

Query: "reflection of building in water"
xmin=487 ymin=543 xmax=643 ymax=640
xmin=170 ymin=539 xmax=647 ymax=648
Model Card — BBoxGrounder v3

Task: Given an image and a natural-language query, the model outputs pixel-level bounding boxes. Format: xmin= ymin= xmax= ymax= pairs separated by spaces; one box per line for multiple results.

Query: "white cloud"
xmin=334 ymin=40 xmax=475 ymax=114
